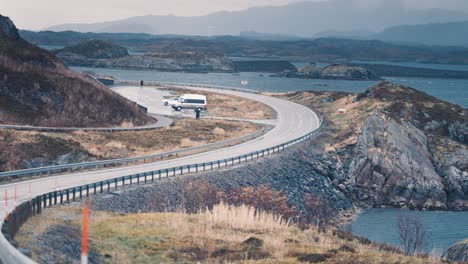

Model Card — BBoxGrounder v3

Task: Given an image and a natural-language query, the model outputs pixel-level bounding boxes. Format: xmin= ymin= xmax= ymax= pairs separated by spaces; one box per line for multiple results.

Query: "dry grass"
xmin=15 ymin=203 xmax=443 ymax=264
xmin=161 ymin=87 xmax=276 ymax=120
xmin=0 ymin=119 xmax=260 ymax=172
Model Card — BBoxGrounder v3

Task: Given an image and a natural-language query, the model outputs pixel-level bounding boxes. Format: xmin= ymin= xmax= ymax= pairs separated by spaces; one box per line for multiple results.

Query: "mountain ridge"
xmin=44 ymin=0 xmax=468 ymax=37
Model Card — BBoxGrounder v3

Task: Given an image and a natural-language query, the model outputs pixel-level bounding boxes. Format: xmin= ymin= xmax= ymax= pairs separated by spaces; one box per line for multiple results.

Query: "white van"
xmin=172 ymin=94 xmax=207 ymax=111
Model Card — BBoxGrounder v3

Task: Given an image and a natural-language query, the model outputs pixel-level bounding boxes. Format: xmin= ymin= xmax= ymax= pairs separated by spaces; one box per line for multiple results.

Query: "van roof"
xmin=181 ymin=94 xmax=207 ymax=100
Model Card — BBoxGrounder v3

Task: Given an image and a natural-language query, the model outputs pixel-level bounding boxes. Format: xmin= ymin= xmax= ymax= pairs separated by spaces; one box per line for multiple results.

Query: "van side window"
xmin=184 ymin=99 xmax=205 ymax=104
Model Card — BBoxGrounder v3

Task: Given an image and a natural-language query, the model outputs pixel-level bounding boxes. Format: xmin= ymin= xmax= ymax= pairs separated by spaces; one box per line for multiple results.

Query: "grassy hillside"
xmin=0 ymin=15 xmax=153 ymax=127
xmin=16 ymin=203 xmax=442 ymax=263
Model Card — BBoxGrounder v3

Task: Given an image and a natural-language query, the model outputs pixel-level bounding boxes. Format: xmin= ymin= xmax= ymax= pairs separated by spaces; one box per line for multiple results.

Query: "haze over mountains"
xmin=46 ymin=0 xmax=468 ymax=39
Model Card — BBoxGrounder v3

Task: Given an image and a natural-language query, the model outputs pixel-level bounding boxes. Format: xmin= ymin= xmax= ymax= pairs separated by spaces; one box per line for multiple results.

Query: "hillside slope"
xmin=0 ymin=15 xmax=153 ymax=127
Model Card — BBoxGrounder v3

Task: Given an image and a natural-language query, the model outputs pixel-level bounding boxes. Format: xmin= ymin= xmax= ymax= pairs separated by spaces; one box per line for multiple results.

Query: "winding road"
xmin=0 ymin=85 xmax=320 ymax=264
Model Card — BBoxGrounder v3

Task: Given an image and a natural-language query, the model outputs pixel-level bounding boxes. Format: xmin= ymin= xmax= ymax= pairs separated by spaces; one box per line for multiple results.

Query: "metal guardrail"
xmin=2 ymin=122 xmax=321 ymax=246
xmin=0 ymin=128 xmax=268 ymax=180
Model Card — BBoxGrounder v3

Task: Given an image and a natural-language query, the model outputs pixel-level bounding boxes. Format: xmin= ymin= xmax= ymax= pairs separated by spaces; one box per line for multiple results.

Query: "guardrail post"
xmin=152 ymin=171 xmax=155 ymax=182
xmin=203 ymin=163 xmax=206 ymax=171
xmin=80 ymin=186 xmax=83 ymax=199
xmin=107 ymin=181 xmax=110 ymax=192
xmin=137 ymin=174 xmax=140 ymax=185
xmin=100 ymin=181 xmax=103 ymax=193
xmin=130 ymin=175 xmax=132 ymax=185
xmin=54 ymin=191 xmax=57 ymax=205
xmin=31 ymin=198 xmax=36 ymax=216
xmin=36 ymin=196 xmax=42 ymax=215
xmin=159 ymin=170 xmax=162 ymax=180
xmin=86 ymin=185 xmax=89 ymax=197
xmin=94 ymin=183 xmax=97 ymax=195
xmin=173 ymin=167 xmax=176 ymax=176
xmin=218 ymin=161 xmax=221 ymax=168
xmin=115 ymin=179 xmax=118 ymax=190
xmin=210 ymin=162 xmax=213 ymax=170
xmin=73 ymin=188 xmax=76 ymax=201
xmin=166 ymin=169 xmax=169 ymax=177
xmin=59 ymin=191 xmax=63 ymax=204
xmin=179 ymin=166 xmax=183 ymax=175
xmin=196 ymin=164 xmax=198 ymax=172
xmin=66 ymin=189 xmax=70 ymax=204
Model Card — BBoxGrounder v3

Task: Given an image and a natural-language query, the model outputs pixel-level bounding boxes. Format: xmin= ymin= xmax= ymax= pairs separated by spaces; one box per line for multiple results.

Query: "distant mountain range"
xmin=46 ymin=0 xmax=468 ymax=37
xmin=373 ymin=21 xmax=468 ymax=47
xmin=315 ymin=20 xmax=468 ymax=47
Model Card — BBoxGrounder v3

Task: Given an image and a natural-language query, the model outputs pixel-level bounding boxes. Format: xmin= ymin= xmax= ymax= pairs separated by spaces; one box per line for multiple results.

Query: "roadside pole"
xmin=81 ymin=204 xmax=90 ymax=264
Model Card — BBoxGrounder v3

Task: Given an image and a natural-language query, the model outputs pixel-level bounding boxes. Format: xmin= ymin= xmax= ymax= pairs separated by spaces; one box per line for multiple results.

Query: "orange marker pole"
xmin=81 ymin=204 xmax=89 ymax=264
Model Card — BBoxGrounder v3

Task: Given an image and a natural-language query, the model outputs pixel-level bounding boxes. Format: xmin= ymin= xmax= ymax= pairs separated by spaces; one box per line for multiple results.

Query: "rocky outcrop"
xmin=0 ymin=15 xmax=19 ymax=40
xmin=348 ymin=115 xmax=447 ymax=210
xmin=320 ymin=65 xmax=380 ymax=80
xmin=271 ymin=64 xmax=381 ymax=80
xmin=443 ymin=239 xmax=468 ymax=263
xmin=55 ymin=40 xmax=128 ymax=59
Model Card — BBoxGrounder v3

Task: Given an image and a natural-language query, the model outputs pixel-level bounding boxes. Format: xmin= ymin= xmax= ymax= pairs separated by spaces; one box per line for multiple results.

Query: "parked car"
xmin=172 ymin=94 xmax=207 ymax=111
xmin=163 ymin=97 xmax=181 ymax=106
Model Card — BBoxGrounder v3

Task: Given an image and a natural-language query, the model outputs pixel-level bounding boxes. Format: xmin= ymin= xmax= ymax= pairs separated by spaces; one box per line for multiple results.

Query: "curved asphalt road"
xmin=0 ymin=85 xmax=320 ymax=263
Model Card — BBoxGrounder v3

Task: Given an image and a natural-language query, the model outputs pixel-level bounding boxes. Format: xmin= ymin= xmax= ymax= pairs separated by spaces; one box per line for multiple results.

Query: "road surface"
xmin=0 ymin=85 xmax=320 ymax=263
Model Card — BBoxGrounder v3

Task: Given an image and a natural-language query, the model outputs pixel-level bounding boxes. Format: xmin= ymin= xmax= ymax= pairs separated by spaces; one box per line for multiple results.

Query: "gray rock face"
xmin=443 ymin=239 xmax=468 ymax=263
xmin=0 ymin=15 xmax=19 ymax=40
xmin=348 ymin=115 xmax=447 ymax=209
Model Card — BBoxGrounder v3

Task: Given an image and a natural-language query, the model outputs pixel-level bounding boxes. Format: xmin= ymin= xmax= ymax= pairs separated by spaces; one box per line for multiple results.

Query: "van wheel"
xmin=177 ymin=106 xmax=182 ymax=111
xmin=164 ymin=102 xmax=168 ymax=106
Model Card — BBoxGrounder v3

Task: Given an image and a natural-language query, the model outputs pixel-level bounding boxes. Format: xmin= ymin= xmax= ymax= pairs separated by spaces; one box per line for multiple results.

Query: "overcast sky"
xmin=2 ymin=0 xmax=468 ymax=30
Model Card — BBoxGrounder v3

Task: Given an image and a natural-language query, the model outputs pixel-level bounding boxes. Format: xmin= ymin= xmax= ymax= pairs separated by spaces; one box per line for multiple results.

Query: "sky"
xmin=2 ymin=0 xmax=468 ymax=30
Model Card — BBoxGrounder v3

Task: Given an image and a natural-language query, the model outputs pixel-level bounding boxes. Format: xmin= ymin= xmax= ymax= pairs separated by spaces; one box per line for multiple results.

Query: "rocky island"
xmin=271 ymin=64 xmax=382 ymax=80
xmin=55 ymin=40 xmax=236 ymax=73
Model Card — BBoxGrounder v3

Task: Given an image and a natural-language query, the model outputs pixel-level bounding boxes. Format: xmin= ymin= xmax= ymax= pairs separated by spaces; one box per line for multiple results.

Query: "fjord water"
xmin=352 ymin=209 xmax=468 ymax=256
xmin=72 ymin=66 xmax=468 ymax=107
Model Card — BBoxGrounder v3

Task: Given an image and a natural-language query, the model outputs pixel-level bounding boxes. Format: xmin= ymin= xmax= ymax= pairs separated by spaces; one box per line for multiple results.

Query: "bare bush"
xmin=302 ymin=194 xmax=334 ymax=230
xmin=397 ymin=215 xmax=429 ymax=256
xmin=212 ymin=127 xmax=225 ymax=135
xmin=224 ymin=185 xmax=298 ymax=220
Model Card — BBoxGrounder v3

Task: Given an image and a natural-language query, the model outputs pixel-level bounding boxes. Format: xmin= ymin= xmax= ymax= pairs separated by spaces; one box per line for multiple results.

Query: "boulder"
xmin=443 ymin=239 xmax=468 ymax=263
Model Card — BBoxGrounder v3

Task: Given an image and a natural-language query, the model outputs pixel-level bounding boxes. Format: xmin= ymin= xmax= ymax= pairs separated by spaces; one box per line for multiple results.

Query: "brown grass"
xmin=15 ymin=203 xmax=443 ymax=264
xmin=0 ymin=119 xmax=260 ymax=172
xmin=161 ymin=87 xmax=276 ymax=120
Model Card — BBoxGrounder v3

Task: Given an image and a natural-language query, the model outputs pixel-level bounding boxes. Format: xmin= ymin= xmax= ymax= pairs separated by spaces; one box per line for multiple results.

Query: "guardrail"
xmin=0 ymin=128 xmax=268 ymax=180
xmin=0 ymin=113 xmax=165 ymax=133
xmin=2 ymin=121 xmax=321 ymax=248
